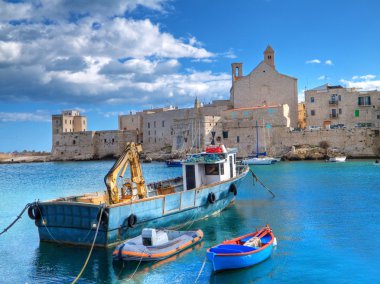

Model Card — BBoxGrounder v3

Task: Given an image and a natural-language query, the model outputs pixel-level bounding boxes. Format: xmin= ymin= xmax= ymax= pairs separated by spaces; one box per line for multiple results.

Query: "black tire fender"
xmin=229 ymin=183 xmax=238 ymax=196
xmin=208 ymin=192 xmax=216 ymax=204
xmin=28 ymin=205 xmax=41 ymax=220
xmin=127 ymin=214 xmax=137 ymax=228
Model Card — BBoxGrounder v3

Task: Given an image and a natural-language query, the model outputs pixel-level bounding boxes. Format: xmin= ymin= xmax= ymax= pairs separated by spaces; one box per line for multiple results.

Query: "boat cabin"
xmin=182 ymin=145 xmax=237 ymax=190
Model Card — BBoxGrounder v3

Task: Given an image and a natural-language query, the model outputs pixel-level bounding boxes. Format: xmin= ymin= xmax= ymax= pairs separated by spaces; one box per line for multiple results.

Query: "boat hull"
xmin=207 ymin=243 xmax=274 ymax=271
xmin=33 ymin=169 xmax=249 ymax=247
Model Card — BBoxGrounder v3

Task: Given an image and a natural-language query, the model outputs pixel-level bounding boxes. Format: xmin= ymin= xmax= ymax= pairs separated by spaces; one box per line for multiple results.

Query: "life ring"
xmin=27 ymin=205 xmax=41 ymax=220
xmin=229 ymin=183 xmax=237 ymax=196
xmin=208 ymin=192 xmax=216 ymax=204
xmin=127 ymin=214 xmax=137 ymax=228
xmin=97 ymin=210 xmax=109 ymax=227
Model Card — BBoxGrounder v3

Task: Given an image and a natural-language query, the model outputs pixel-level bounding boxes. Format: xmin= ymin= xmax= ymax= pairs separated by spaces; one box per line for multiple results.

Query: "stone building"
xmin=118 ymin=45 xmax=298 ymax=156
xmin=305 ymin=84 xmax=380 ymax=129
xmin=52 ymin=110 xmax=137 ymax=160
xmin=52 ymin=110 xmax=87 ymax=135
xmin=230 ymin=45 xmax=298 ymax=128
xmin=298 ymin=103 xmax=307 ymax=129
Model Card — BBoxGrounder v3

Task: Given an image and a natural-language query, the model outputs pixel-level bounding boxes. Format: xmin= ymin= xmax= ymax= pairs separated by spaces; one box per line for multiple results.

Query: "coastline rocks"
xmin=282 ymin=144 xmax=346 ymax=161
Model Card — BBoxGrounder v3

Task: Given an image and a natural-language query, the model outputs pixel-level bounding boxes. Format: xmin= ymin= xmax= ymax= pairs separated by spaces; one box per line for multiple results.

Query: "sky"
xmin=1 ymin=0 xmax=380 ymax=152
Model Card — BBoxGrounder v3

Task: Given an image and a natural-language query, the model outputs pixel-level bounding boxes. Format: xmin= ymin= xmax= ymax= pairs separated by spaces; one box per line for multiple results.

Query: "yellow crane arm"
xmin=104 ymin=142 xmax=146 ymax=204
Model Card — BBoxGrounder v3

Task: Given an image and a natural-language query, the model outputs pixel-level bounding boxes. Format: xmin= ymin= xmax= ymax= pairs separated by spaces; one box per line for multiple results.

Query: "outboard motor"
xmin=142 ymin=228 xmax=168 ymax=246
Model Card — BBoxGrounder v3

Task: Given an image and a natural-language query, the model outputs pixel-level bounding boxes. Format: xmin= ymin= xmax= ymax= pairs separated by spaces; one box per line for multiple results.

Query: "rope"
xmin=125 ymin=249 xmax=146 ymax=282
xmin=250 ymin=169 xmax=275 ymax=198
xmin=36 ymin=204 xmax=62 ymax=244
xmin=71 ymin=205 xmax=105 ymax=284
xmin=194 ymin=256 xmax=207 ymax=284
xmin=0 ymin=202 xmax=32 ymax=236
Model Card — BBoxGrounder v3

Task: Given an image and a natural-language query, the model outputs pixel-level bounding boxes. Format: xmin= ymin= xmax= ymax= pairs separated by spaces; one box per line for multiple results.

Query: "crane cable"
xmin=71 ymin=205 xmax=105 ymax=284
xmin=0 ymin=202 xmax=32 ymax=236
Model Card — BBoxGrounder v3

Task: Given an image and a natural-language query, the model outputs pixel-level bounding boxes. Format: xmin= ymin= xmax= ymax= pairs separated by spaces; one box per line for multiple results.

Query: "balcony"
xmin=329 ymin=113 xmax=339 ymax=119
xmin=329 ymin=100 xmax=338 ymax=105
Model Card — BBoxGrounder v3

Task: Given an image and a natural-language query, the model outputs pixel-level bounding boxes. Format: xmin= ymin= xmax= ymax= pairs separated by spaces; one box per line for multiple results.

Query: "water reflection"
xmin=112 ymin=243 xmax=203 ymax=281
xmin=31 ymin=242 xmax=114 ymax=283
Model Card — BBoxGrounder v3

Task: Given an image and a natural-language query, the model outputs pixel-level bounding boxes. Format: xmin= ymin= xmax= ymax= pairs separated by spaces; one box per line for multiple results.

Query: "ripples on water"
xmin=0 ymin=160 xmax=379 ymax=283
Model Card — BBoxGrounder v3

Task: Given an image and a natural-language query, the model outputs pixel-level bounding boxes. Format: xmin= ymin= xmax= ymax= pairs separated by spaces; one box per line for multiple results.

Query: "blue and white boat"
xmin=207 ymin=225 xmax=276 ymax=272
xmin=28 ymin=143 xmax=249 ymax=247
xmin=165 ymin=159 xmax=183 ymax=167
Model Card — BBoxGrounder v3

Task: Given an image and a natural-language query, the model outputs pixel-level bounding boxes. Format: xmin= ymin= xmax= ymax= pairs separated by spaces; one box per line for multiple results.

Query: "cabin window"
xmin=205 ymin=164 xmax=219 ymax=175
xmin=220 ymin=163 xmax=224 ymax=175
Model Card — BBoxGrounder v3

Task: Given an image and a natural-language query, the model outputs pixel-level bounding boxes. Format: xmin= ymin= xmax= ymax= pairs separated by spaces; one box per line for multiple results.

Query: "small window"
xmin=339 ymin=108 xmax=342 ymax=115
xmin=154 ymin=121 xmax=156 ymax=128
xmin=56 ymin=129 xmax=59 ymax=134
xmin=222 ymin=131 xmax=229 ymax=139
xmin=112 ymin=138 xmax=115 ymax=143
xmin=65 ymin=119 xmax=67 ymax=124
xmin=148 ymin=130 xmax=150 ymax=135
xmin=148 ymin=122 xmax=150 ymax=129
xmin=162 ymin=120 xmax=165 ymax=127
xmin=377 ymin=115 xmax=380 ymax=119
xmin=338 ymin=95 xmax=341 ymax=101
xmin=56 ymin=141 xmax=59 ymax=146
xmin=237 ymin=136 xmax=240 ymax=143
xmin=310 ymin=97 xmax=314 ymax=103
xmin=355 ymin=109 xmax=359 ymax=117
xmin=73 ymin=140 xmax=76 ymax=145
xmin=205 ymin=164 xmax=219 ymax=175
xmin=56 ymin=120 xmax=58 ymax=124
xmin=311 ymin=110 xmax=315 ymax=116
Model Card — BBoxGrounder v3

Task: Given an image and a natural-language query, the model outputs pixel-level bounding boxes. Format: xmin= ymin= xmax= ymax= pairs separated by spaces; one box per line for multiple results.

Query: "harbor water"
xmin=0 ymin=160 xmax=379 ymax=283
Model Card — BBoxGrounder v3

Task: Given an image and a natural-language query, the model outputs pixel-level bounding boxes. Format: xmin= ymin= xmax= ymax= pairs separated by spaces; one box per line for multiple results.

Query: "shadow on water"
xmin=31 ymin=242 xmax=114 ymax=283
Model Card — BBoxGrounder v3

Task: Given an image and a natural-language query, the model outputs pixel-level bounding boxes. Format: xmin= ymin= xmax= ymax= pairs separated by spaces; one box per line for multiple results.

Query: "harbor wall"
xmin=271 ymin=128 xmax=380 ymax=158
xmin=52 ymin=130 xmax=138 ymax=160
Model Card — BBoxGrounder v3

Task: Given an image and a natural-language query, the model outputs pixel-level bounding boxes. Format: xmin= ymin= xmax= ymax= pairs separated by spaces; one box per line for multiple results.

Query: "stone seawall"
xmin=52 ymin=130 xmax=138 ymax=160
xmin=271 ymin=128 xmax=380 ymax=158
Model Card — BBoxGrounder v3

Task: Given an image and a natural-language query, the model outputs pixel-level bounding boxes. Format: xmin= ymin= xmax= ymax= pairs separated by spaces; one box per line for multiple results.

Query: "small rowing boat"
xmin=112 ymin=228 xmax=203 ymax=261
xmin=206 ymin=225 xmax=276 ymax=272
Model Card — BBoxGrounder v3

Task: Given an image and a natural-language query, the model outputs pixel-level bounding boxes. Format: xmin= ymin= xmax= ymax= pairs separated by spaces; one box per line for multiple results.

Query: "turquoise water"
xmin=0 ymin=160 xmax=379 ymax=283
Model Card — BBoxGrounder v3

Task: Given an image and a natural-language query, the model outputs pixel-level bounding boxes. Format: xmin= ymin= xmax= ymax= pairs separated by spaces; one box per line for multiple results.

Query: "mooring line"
xmin=250 ymin=169 xmax=275 ymax=198
xmin=194 ymin=256 xmax=207 ymax=284
xmin=0 ymin=202 xmax=32 ymax=236
xmin=71 ymin=205 xmax=105 ymax=284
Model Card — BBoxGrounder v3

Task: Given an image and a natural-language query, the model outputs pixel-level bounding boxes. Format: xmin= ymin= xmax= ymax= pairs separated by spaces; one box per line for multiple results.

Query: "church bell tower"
xmin=264 ymin=45 xmax=275 ymax=69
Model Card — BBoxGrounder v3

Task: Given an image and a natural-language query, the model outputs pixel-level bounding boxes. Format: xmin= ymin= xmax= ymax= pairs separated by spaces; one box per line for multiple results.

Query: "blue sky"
xmin=1 ymin=0 xmax=379 ymax=152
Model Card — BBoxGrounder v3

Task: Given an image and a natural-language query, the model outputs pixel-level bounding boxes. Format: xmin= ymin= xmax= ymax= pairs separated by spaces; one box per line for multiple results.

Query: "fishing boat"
xmin=27 ymin=143 xmax=249 ymax=247
xmin=165 ymin=159 xmax=183 ymax=167
xmin=328 ymin=156 xmax=346 ymax=162
xmin=206 ymin=225 xmax=276 ymax=272
xmin=112 ymin=228 xmax=203 ymax=261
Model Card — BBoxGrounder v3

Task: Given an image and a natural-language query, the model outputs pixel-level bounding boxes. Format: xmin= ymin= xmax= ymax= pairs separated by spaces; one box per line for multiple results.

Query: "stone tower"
xmin=231 ymin=63 xmax=243 ymax=82
xmin=264 ymin=45 xmax=275 ymax=69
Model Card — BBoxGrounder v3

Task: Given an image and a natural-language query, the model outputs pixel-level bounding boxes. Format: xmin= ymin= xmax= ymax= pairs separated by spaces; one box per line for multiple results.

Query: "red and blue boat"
xmin=206 ymin=225 xmax=276 ymax=272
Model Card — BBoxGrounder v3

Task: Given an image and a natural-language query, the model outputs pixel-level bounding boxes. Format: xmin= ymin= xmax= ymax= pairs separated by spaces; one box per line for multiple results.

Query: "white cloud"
xmin=306 ymin=59 xmax=321 ymax=64
xmin=318 ymin=75 xmax=328 ymax=80
xmin=0 ymin=41 xmax=22 ymax=63
xmin=0 ymin=111 xmax=51 ymax=122
xmin=325 ymin=59 xmax=333 ymax=65
xmin=298 ymin=91 xmax=305 ymax=102
xmin=0 ymin=1 xmax=236 ymax=107
xmin=351 ymin=74 xmax=376 ymax=81
xmin=340 ymin=77 xmax=380 ymax=91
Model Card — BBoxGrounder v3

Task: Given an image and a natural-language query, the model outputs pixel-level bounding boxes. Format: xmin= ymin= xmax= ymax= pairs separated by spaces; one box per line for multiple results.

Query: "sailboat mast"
xmin=256 ymin=120 xmax=259 ymax=158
